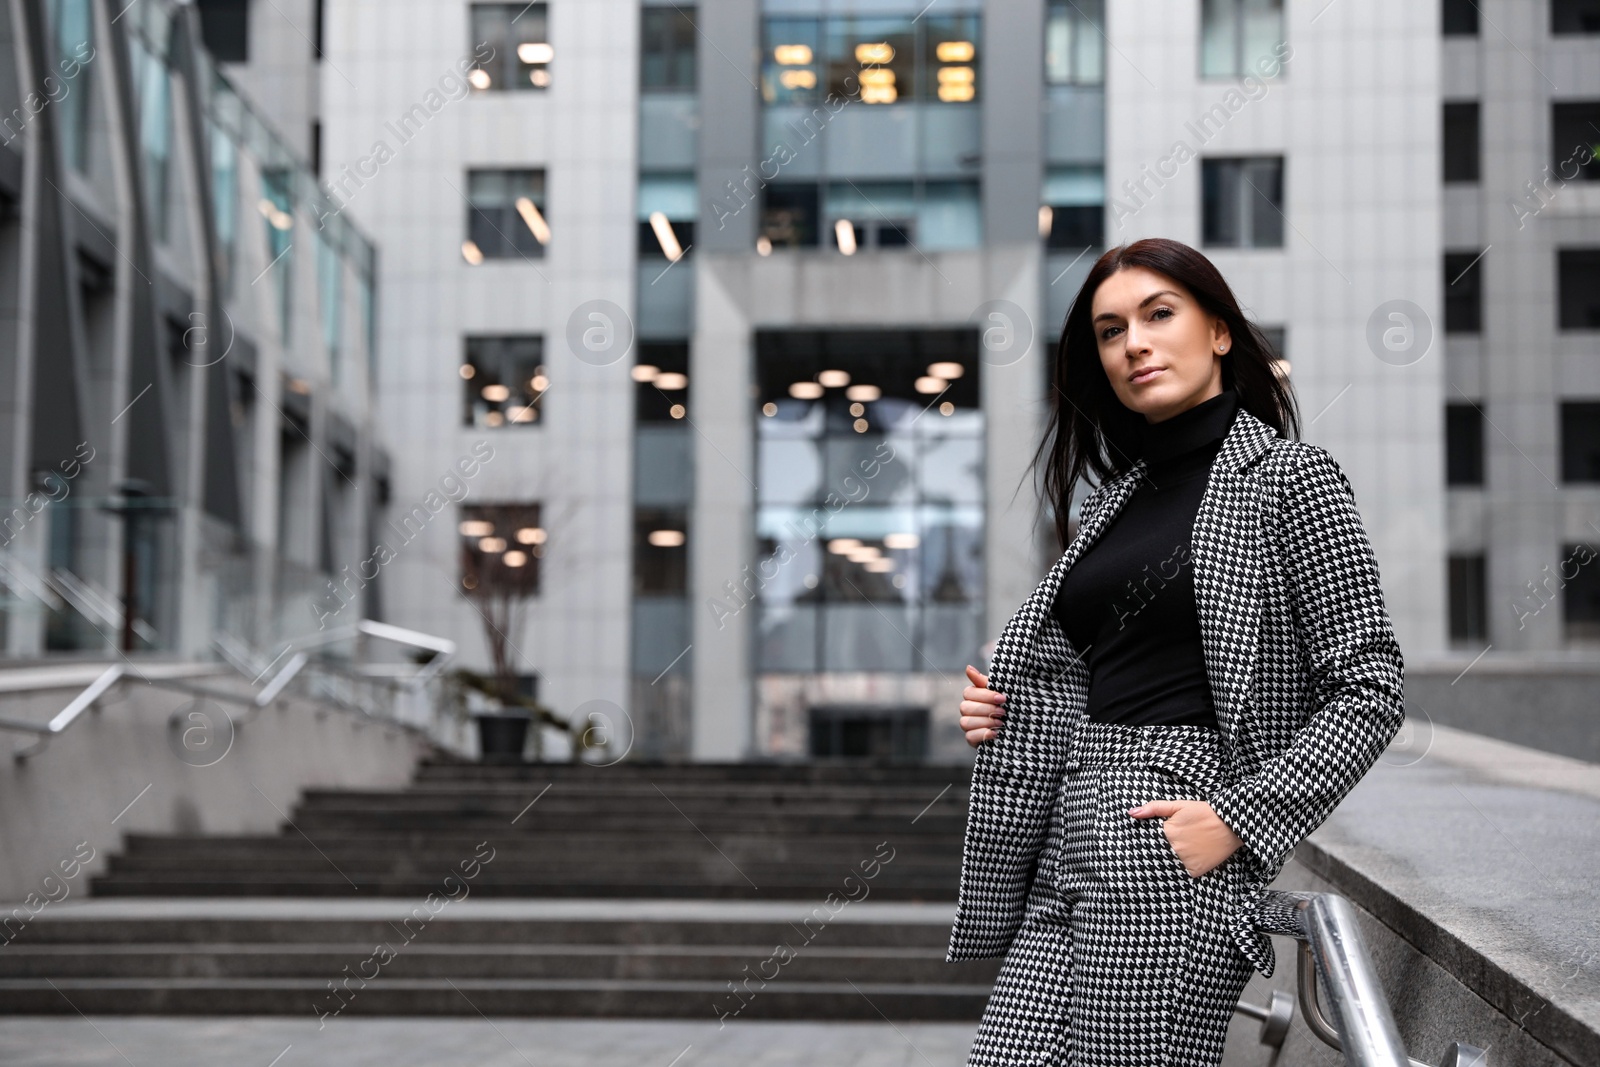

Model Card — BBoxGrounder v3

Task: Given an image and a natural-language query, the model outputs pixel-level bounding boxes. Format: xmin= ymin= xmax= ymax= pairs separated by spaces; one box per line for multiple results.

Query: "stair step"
xmin=0 ymin=976 xmax=994 ymax=1019
xmin=63 ymin=758 xmax=986 ymax=1018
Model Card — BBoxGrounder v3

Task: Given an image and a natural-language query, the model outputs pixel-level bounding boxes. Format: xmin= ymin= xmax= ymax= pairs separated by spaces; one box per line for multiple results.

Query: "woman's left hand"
xmin=1128 ymin=800 xmax=1243 ymax=877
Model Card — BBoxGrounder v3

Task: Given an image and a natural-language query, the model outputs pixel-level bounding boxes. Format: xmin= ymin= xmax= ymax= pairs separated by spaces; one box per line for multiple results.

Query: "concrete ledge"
xmin=1228 ymin=723 xmax=1599 ymax=1067
xmin=0 ymin=665 xmax=432 ymax=904
xmin=1405 ymin=656 xmax=1600 ymax=763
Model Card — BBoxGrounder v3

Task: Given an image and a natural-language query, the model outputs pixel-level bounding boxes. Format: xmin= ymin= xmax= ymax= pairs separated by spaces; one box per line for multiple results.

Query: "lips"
xmin=1129 ymin=366 xmax=1165 ymax=385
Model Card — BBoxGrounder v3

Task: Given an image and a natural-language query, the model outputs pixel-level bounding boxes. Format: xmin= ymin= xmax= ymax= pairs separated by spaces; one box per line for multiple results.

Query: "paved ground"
xmin=0 ymin=1017 xmax=979 ymax=1066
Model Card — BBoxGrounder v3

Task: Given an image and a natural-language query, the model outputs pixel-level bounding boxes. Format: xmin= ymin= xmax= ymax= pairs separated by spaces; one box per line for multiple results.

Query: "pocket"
xmin=1153 ymin=817 xmax=1194 ymax=880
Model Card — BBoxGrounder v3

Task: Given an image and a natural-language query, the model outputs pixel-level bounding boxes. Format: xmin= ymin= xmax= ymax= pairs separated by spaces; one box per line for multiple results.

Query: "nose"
xmin=1122 ymin=318 xmax=1151 ymax=359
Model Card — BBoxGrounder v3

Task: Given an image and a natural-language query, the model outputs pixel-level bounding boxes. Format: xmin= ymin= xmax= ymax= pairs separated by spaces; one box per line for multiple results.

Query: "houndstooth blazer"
xmin=947 ymin=404 xmax=1405 ymax=977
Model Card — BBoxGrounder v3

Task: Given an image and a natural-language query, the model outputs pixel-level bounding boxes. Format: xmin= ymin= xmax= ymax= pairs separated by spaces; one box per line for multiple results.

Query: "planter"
xmin=473 ymin=711 xmax=532 ymax=764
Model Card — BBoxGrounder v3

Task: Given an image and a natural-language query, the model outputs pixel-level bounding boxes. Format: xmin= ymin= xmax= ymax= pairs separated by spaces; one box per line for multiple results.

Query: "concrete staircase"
xmin=89 ymin=761 xmax=968 ymax=898
xmin=1 ymin=761 xmax=1001 ymax=1017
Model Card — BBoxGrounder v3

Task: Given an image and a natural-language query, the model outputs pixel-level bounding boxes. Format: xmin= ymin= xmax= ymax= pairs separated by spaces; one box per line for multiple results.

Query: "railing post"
xmin=1238 ymin=891 xmax=1489 ymax=1067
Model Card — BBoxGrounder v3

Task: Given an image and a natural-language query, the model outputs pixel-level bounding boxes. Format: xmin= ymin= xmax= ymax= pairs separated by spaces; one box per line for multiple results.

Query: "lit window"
xmin=469 ymin=3 xmax=550 ymax=92
xmin=462 ymin=336 xmax=546 ymax=427
xmin=459 ymin=503 xmax=542 ymax=595
xmin=759 ymin=14 xmax=979 ymax=106
xmin=465 ymin=169 xmax=547 ymax=260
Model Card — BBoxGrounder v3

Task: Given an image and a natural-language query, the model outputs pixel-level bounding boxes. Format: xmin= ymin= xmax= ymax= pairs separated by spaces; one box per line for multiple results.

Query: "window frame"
xmin=1199 ymin=155 xmax=1285 ymax=249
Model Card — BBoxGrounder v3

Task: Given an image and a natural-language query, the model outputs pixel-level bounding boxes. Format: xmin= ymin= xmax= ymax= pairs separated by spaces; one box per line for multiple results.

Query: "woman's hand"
xmin=1128 ymin=800 xmax=1243 ymax=877
xmin=959 ymin=664 xmax=1006 ymax=748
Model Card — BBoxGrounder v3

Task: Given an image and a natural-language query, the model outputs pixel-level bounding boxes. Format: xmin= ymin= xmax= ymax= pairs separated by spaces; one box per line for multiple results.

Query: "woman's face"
xmin=1090 ymin=265 xmax=1230 ymax=423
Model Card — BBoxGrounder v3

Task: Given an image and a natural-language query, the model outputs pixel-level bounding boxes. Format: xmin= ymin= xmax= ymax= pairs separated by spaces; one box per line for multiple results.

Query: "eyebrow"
xmin=1092 ymin=289 xmax=1182 ymax=325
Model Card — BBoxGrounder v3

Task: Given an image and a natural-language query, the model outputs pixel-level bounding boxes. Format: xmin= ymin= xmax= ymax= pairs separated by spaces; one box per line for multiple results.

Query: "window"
xmin=468 ymin=3 xmax=550 ymax=92
xmin=825 ymin=18 xmax=914 ymax=103
xmin=195 ymin=0 xmax=249 ymax=62
xmin=1442 ymin=102 xmax=1479 ymax=183
xmin=1045 ymin=0 xmax=1104 ymax=85
xmin=924 ymin=15 xmax=980 ymax=103
xmin=462 ymin=336 xmax=546 ymax=427
xmin=1199 ymin=0 xmax=1284 ymax=79
xmin=638 ymin=173 xmax=696 ymax=260
xmin=1559 ymin=249 xmax=1600 ymax=330
xmin=1446 ymin=402 xmax=1485 ymax=485
xmin=210 ymin=123 xmax=238 ymax=295
xmin=130 ymin=30 xmax=172 ymax=242
xmin=1552 ymin=0 xmax=1600 ymax=34
xmin=1042 ymin=166 xmax=1105 ymax=250
xmin=760 ymin=13 xmax=980 ymax=106
xmin=1559 ymin=401 xmax=1600 ymax=482
xmin=761 ymin=184 xmax=820 ymax=249
xmin=46 ymin=0 xmax=93 ymax=171
xmin=1444 ymin=251 xmax=1483 ymax=333
xmin=260 ymin=168 xmax=294 ymax=342
xmin=753 ymin=328 xmax=983 ymax=674
xmin=464 ymin=169 xmax=547 ymax=261
xmin=1259 ymin=325 xmax=1286 ymax=362
xmin=1442 ymin=0 xmax=1478 ymax=35
xmin=317 ymin=232 xmax=343 ymax=382
xmin=761 ymin=180 xmax=981 ymax=252
xmin=809 ymin=706 xmax=927 ymax=762
xmin=635 ymin=341 xmax=689 ymax=424
xmin=1552 ymin=102 xmax=1600 ymax=181
xmin=634 ymin=506 xmax=688 ymax=594
xmin=458 ymin=503 xmax=542 ymax=596
xmin=827 ymin=181 xmax=914 ymax=250
xmin=1447 ymin=555 xmax=1486 ymax=643
xmin=641 ymin=6 xmax=696 ymax=91
xmin=1565 ymin=542 xmax=1600 ymax=640
xmin=1200 ymin=156 xmax=1283 ymax=248
xmin=358 ymin=256 xmax=376 ymax=383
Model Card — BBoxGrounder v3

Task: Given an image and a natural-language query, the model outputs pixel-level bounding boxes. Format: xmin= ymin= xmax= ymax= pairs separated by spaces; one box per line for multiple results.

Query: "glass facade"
xmin=760 ymin=179 xmax=981 ymax=251
xmin=46 ymin=0 xmax=93 ymax=172
xmin=210 ymin=122 xmax=238 ymax=295
xmin=752 ymin=329 xmax=983 ymax=675
xmin=761 ymin=12 xmax=979 ymax=106
xmin=317 ymin=232 xmax=343 ymax=382
xmin=260 ymin=168 xmax=295 ymax=342
xmin=130 ymin=27 xmax=172 ymax=241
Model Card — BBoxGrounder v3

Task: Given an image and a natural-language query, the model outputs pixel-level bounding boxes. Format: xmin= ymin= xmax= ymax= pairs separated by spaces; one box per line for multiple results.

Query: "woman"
xmin=948 ymin=238 xmax=1405 ymax=1067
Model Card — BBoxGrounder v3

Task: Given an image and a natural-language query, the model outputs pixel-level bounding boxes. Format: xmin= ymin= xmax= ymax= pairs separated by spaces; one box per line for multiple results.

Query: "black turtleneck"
xmin=1051 ymin=387 xmax=1241 ymax=728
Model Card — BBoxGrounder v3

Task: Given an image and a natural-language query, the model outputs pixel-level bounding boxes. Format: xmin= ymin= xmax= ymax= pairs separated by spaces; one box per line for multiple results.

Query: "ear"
xmin=1213 ymin=317 xmax=1233 ymax=355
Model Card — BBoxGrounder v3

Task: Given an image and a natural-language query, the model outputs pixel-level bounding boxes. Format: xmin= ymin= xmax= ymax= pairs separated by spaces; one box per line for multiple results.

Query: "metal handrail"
xmin=1 ymin=620 xmax=459 ymax=760
xmin=250 ymin=619 xmax=456 ymax=695
xmin=1235 ymin=890 xmax=1489 ymax=1067
xmin=0 ymin=665 xmax=260 ymax=760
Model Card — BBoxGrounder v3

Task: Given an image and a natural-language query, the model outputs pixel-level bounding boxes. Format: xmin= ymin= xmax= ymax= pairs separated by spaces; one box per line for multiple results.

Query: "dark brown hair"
xmin=1031 ymin=237 xmax=1301 ymax=551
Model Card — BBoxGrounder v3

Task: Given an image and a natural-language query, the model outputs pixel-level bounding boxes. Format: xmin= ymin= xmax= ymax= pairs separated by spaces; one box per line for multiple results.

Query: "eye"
xmin=1099 ymin=325 xmax=1122 ymax=341
xmin=1151 ymin=307 xmax=1174 ymax=321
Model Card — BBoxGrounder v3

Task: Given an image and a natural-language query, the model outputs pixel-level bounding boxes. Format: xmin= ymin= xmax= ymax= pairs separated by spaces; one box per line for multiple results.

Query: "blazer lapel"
xmin=1192 ymin=408 xmax=1277 ymax=737
xmin=990 ymin=406 xmax=1280 ymax=743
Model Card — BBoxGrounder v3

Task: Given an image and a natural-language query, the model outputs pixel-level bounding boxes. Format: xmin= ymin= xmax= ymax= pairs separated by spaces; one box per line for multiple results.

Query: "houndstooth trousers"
xmin=966 ymin=720 xmax=1256 ymax=1067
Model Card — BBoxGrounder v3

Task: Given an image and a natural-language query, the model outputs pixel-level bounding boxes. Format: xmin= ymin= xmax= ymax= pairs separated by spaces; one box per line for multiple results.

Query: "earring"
xmin=1218 ymin=345 xmax=1228 ymax=353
